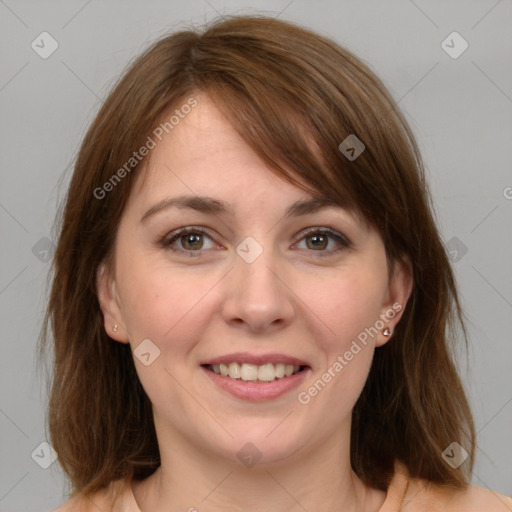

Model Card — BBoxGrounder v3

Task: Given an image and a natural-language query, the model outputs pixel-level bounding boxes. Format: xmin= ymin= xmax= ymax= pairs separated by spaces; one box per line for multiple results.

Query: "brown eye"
xmin=305 ymin=233 xmax=329 ymax=250
xmin=180 ymin=233 xmax=204 ymax=250
xmin=162 ymin=227 xmax=217 ymax=254
xmin=295 ymin=228 xmax=351 ymax=255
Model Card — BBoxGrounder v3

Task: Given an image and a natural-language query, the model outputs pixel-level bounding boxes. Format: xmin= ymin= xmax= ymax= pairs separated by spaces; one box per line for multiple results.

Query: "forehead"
xmin=124 ymin=93 xmax=369 ymax=234
xmin=131 ymin=94 xmax=315 ymax=205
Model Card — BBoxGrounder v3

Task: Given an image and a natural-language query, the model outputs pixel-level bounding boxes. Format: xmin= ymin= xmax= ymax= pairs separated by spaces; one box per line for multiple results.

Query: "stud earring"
xmin=382 ymin=327 xmax=391 ymax=337
xmin=113 ymin=324 xmax=118 ymax=332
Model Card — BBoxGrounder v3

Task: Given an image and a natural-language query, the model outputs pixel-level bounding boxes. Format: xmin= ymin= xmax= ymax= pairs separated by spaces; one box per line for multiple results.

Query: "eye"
xmin=294 ymin=228 xmax=351 ymax=254
xmin=160 ymin=226 xmax=351 ymax=257
xmin=161 ymin=227 xmax=218 ymax=254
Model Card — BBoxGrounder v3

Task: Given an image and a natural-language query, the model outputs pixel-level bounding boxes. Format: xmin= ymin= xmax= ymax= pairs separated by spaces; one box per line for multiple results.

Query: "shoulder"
xmin=403 ymin=473 xmax=512 ymax=511
xmin=49 ymin=477 xmax=138 ymax=512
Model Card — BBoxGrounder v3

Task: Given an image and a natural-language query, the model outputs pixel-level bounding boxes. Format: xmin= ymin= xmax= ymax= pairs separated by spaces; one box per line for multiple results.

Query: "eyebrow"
xmin=140 ymin=194 xmax=344 ymax=223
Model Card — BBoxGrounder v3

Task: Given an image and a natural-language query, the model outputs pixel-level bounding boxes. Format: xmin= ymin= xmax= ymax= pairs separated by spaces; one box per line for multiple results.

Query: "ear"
xmin=375 ymin=257 xmax=413 ymax=347
xmin=96 ymin=262 xmax=130 ymax=344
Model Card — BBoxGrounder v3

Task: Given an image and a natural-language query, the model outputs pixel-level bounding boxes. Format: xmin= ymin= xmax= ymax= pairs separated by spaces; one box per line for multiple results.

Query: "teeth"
xmin=228 ymin=362 xmax=241 ymax=379
xmin=258 ymin=363 xmax=276 ymax=382
xmin=240 ymin=364 xmax=259 ymax=381
xmin=209 ymin=362 xmax=302 ymax=382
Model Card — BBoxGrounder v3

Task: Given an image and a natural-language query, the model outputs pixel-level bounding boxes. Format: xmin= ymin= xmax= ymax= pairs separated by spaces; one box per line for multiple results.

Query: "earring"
xmin=382 ymin=327 xmax=391 ymax=337
xmin=113 ymin=324 xmax=118 ymax=332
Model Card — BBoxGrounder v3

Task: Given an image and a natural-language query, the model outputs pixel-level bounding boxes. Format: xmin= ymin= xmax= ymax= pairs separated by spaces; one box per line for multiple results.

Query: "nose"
xmin=221 ymin=242 xmax=295 ymax=333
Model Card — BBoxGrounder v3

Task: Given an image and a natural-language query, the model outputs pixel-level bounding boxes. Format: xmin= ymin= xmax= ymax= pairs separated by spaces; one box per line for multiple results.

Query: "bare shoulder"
xmin=405 ymin=477 xmax=512 ymax=512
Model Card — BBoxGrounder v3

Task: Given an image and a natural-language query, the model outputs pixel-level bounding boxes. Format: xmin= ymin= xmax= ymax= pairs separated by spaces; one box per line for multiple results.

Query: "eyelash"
xmin=160 ymin=226 xmax=351 ymax=257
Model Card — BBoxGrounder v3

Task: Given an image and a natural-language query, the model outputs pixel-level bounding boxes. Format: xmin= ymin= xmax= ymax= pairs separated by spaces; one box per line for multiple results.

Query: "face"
xmin=97 ymin=93 xmax=411 ymax=466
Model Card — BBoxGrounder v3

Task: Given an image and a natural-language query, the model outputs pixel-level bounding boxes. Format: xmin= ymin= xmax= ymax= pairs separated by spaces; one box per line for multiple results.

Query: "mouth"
xmin=202 ymin=362 xmax=307 ymax=383
xmin=200 ymin=353 xmax=311 ymax=401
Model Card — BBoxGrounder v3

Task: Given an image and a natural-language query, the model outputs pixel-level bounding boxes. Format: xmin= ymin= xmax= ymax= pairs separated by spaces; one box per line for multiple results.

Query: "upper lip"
xmin=201 ymin=352 xmax=311 ymax=367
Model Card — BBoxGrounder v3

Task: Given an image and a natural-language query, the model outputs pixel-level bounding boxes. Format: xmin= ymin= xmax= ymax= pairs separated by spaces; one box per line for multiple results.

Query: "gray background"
xmin=1 ymin=0 xmax=511 ymax=510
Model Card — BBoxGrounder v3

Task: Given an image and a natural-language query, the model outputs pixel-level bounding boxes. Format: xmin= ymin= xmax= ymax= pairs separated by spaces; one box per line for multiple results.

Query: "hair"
xmin=39 ymin=14 xmax=475 ymax=498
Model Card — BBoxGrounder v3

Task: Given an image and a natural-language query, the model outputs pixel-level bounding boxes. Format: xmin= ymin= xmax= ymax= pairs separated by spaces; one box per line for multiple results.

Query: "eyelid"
xmin=295 ymin=226 xmax=352 ymax=247
xmin=291 ymin=227 xmax=352 ymax=256
xmin=161 ymin=226 xmax=219 ymax=252
xmin=161 ymin=225 xmax=352 ymax=256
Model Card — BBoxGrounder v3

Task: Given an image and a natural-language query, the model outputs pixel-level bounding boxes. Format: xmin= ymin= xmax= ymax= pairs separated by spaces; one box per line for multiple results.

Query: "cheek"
xmin=115 ymin=251 xmax=224 ymax=349
xmin=296 ymin=266 xmax=388 ymax=353
xmin=114 ymin=253 xmax=223 ymax=409
xmin=294 ymin=271 xmax=386 ymax=420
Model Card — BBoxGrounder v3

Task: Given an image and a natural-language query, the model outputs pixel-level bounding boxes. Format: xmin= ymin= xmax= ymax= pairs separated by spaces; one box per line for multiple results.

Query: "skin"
xmin=97 ymin=93 xmax=413 ymax=512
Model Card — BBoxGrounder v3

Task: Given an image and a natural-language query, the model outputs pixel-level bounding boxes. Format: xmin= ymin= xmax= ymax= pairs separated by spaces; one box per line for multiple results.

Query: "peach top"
xmin=51 ymin=462 xmax=512 ymax=511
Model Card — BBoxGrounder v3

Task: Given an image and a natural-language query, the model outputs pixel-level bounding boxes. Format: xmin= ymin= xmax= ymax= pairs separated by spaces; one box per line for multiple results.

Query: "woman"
xmin=41 ymin=15 xmax=511 ymax=511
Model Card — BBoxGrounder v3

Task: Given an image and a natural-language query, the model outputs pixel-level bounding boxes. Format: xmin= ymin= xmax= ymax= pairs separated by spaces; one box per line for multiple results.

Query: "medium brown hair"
xmin=39 ymin=14 xmax=475 ymax=498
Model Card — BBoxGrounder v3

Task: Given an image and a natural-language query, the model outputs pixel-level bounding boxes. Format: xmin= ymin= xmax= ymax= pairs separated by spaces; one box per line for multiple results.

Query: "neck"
xmin=132 ymin=425 xmax=386 ymax=512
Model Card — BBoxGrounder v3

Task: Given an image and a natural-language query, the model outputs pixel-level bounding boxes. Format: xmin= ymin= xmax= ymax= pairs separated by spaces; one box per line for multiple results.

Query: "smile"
xmin=204 ymin=362 xmax=304 ymax=382
xmin=201 ymin=355 xmax=311 ymax=401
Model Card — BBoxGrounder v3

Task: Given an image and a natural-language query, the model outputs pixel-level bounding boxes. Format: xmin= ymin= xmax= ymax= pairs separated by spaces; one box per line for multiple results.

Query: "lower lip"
xmin=201 ymin=366 xmax=310 ymax=402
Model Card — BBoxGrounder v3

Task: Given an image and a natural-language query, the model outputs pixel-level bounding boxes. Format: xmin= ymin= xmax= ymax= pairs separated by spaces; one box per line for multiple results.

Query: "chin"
xmin=204 ymin=419 xmax=309 ymax=468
